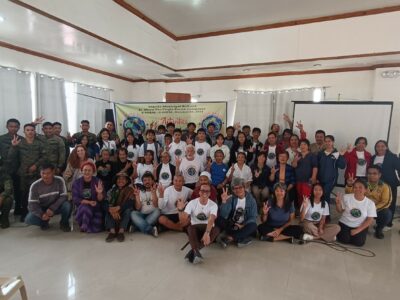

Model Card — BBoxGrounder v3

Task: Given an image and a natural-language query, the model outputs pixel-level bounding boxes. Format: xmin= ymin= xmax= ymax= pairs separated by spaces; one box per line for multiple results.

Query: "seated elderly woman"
xmin=72 ymin=161 xmax=105 ymax=233
xmin=216 ymin=177 xmax=258 ymax=248
xmin=105 ymin=172 xmax=134 ymax=242
xmin=258 ymin=183 xmax=303 ymax=243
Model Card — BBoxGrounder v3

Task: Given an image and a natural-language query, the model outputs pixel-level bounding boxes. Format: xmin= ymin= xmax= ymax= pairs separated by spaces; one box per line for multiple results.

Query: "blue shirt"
xmin=266 ymin=201 xmax=295 ymax=227
xmin=211 ymin=162 xmax=228 ymax=186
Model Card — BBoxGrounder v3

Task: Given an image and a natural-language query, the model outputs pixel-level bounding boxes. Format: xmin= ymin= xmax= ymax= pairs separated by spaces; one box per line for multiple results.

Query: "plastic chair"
xmin=0 ymin=276 xmax=28 ymax=300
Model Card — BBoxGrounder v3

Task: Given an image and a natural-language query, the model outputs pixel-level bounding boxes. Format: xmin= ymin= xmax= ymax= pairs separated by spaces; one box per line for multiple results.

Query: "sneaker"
xmin=184 ymin=249 xmax=194 ymax=263
xmin=216 ymin=235 xmax=228 ymax=249
xmin=301 ymin=233 xmax=314 ymax=241
xmin=375 ymin=230 xmax=384 ymax=239
xmin=151 ymin=226 xmax=158 ymax=238
xmin=237 ymin=238 xmax=253 ymax=248
xmin=105 ymin=233 xmax=116 ymax=243
xmin=192 ymin=250 xmax=204 ymax=264
xmin=60 ymin=223 xmax=71 ymax=232
xmin=40 ymin=222 xmax=49 ymax=231
xmin=117 ymin=232 xmax=125 ymax=242
xmin=260 ymin=235 xmax=274 ymax=242
xmin=383 ymin=226 xmax=392 ymax=232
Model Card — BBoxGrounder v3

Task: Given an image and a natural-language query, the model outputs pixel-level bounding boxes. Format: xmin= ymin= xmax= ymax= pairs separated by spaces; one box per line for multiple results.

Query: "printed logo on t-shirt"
xmin=99 ymin=168 xmax=109 ymax=176
xmin=83 ymin=188 xmax=92 ymax=199
xmin=161 ymin=172 xmax=170 ymax=180
xmin=196 ymin=212 xmax=207 ymax=221
xmin=187 ymin=166 xmax=197 ymax=177
xmin=357 ymin=158 xmax=366 ymax=166
xmin=175 ymin=149 xmax=182 ymax=156
xmin=267 ymin=152 xmax=276 ymax=160
xmin=128 ymin=152 xmax=135 ymax=159
xmin=311 ymin=212 xmax=321 ymax=221
xmin=350 ymin=208 xmax=362 ymax=218
xmin=197 ymin=148 xmax=204 ymax=156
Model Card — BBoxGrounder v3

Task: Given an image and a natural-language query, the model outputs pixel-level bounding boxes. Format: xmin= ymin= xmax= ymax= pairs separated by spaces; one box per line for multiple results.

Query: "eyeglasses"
xmin=200 ymin=189 xmax=211 ymax=193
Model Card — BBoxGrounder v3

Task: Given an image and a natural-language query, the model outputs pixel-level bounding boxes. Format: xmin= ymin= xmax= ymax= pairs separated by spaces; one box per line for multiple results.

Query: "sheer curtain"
xmin=36 ymin=75 xmax=68 ymax=135
xmin=234 ymin=92 xmax=274 ymax=141
xmin=75 ymin=84 xmax=111 ymax=135
xmin=0 ymin=67 xmax=33 ymax=132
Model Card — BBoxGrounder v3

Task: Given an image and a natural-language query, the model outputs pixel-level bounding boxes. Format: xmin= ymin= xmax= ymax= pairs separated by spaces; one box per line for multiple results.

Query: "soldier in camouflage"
xmin=39 ymin=122 xmax=65 ymax=175
xmin=67 ymin=120 xmax=97 ymax=147
xmin=8 ymin=123 xmax=46 ymax=221
xmin=53 ymin=122 xmax=70 ymax=170
xmin=0 ymin=156 xmax=13 ymax=229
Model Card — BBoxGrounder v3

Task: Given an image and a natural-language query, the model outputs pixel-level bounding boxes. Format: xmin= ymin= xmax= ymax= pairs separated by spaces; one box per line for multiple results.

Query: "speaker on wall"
xmin=105 ymin=109 xmax=114 ymax=124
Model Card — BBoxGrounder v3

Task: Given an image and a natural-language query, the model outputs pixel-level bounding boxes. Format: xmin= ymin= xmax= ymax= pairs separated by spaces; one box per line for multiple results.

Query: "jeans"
xmin=216 ymin=216 xmax=257 ymax=242
xmin=105 ymin=209 xmax=132 ymax=230
xmin=376 ymin=208 xmax=392 ymax=231
xmin=130 ymin=209 xmax=160 ymax=234
xmin=25 ymin=201 xmax=72 ymax=227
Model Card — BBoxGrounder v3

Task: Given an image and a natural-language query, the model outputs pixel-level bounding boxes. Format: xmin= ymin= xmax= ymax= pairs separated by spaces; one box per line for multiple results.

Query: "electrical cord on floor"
xmin=304 ymin=240 xmax=376 ymax=257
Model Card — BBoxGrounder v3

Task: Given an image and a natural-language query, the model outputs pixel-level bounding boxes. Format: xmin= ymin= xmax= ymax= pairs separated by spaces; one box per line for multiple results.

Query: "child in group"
xmin=210 ymin=150 xmax=229 ymax=202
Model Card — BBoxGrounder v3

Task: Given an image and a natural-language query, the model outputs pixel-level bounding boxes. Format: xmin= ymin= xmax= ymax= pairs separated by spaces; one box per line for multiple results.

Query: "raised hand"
xmin=262 ymin=202 xmax=271 ymax=215
xmin=221 ymin=187 xmax=229 ymax=203
xmin=283 ymin=113 xmax=291 ymax=122
xmin=302 ymin=196 xmax=310 ymax=210
xmin=11 ymin=135 xmax=21 ymax=147
xmin=131 ymin=161 xmax=138 ymax=170
xmin=176 ymin=198 xmax=185 ymax=211
xmin=346 ymin=143 xmax=353 ymax=153
xmin=233 ymin=122 xmax=241 ymax=131
xmin=254 ymin=169 xmax=260 ymax=178
xmin=339 ymin=147 xmax=346 ymax=156
xmin=346 ymin=173 xmax=355 ymax=186
xmin=295 ymin=121 xmax=303 ymax=131
xmin=32 ymin=116 xmax=45 ymax=125
xmin=270 ymin=166 xmax=276 ymax=175
xmin=335 ymin=192 xmax=343 ymax=207
xmin=95 ymin=181 xmax=104 ymax=194
xmin=133 ymin=186 xmax=140 ymax=198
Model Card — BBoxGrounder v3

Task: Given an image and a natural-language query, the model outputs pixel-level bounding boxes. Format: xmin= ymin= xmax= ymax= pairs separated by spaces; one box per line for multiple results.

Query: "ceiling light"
xmin=242 ymin=69 xmax=251 ymax=72
xmin=381 ymin=70 xmax=400 ymax=78
xmin=116 ymin=58 xmax=123 ymax=65
xmin=0 ymin=16 xmax=4 ymax=23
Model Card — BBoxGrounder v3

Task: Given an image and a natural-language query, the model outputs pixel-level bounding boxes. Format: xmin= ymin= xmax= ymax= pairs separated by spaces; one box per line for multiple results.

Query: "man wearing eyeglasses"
xmin=345 ymin=164 xmax=392 ymax=239
xmin=177 ymin=184 xmax=219 ymax=264
xmin=216 ymin=177 xmax=258 ymax=248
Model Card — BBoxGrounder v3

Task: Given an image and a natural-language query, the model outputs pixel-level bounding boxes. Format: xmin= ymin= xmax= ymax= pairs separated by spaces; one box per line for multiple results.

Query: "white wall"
xmin=0 ymin=47 xmax=133 ymax=100
xmin=130 ymin=70 xmax=400 ymax=152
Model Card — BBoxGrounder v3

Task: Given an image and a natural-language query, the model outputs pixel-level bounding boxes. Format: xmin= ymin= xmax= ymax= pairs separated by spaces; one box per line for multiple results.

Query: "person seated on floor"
xmin=344 ymin=165 xmax=391 ymax=240
xmin=25 ymin=163 xmax=72 ymax=231
xmin=300 ymin=183 xmax=340 ymax=242
xmin=177 ymin=183 xmax=219 ymax=264
xmin=157 ymin=175 xmax=192 ymax=232
xmin=130 ymin=172 xmax=160 ymax=237
xmin=105 ymin=172 xmax=134 ymax=243
xmin=72 ymin=161 xmax=105 ymax=233
xmin=336 ymin=179 xmax=376 ymax=247
xmin=190 ymin=171 xmax=217 ymax=202
xmin=0 ymin=158 xmax=13 ymax=229
xmin=258 ymin=183 xmax=303 ymax=243
xmin=216 ymin=178 xmax=257 ymax=248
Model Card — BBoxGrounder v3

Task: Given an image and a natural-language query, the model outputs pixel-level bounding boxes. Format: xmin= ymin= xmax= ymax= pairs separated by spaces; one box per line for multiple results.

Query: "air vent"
xmin=162 ymin=73 xmax=184 ymax=78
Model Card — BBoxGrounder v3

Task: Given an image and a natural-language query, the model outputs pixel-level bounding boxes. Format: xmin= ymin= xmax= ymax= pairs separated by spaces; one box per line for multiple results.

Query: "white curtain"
xmin=234 ymin=93 xmax=274 ymax=141
xmin=36 ymin=75 xmax=68 ymax=135
xmin=75 ymin=84 xmax=111 ymax=135
xmin=0 ymin=67 xmax=33 ymax=132
xmin=273 ymin=89 xmax=315 ymax=133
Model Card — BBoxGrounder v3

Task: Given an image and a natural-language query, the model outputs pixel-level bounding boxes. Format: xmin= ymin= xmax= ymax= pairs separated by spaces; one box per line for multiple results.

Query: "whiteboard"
xmin=292 ymin=101 xmax=393 ymax=185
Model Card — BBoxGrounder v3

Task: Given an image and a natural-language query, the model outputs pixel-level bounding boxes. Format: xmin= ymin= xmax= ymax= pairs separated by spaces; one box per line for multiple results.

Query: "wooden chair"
xmin=0 ymin=276 xmax=28 ymax=300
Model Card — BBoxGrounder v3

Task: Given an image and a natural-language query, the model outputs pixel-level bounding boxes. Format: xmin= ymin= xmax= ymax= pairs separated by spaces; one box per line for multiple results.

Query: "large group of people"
xmin=0 ymin=115 xmax=399 ymax=264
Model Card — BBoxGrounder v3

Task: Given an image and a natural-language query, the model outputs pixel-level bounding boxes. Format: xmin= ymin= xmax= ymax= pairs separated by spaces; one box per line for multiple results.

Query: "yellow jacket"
xmin=345 ymin=182 xmax=392 ymax=211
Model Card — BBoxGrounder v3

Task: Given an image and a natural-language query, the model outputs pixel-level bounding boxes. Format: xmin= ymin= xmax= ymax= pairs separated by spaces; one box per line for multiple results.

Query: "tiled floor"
xmin=0 ymin=210 xmax=399 ymax=300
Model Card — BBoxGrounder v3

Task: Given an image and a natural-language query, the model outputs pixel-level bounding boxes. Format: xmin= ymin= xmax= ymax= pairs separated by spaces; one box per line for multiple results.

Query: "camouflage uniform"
xmin=58 ymin=135 xmax=70 ymax=169
xmin=8 ymin=137 xmax=46 ymax=217
xmin=70 ymin=131 xmax=97 ymax=147
xmin=0 ymin=166 xmax=13 ymax=228
xmin=38 ymin=134 xmax=66 ymax=172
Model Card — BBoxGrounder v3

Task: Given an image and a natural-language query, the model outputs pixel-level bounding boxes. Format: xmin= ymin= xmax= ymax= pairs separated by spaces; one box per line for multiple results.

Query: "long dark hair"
xmin=123 ymin=133 xmax=137 ymax=148
xmin=97 ymin=128 xmax=111 ymax=149
xmin=270 ymin=183 xmax=292 ymax=212
xmin=310 ymin=183 xmax=326 ymax=208
xmin=374 ymin=140 xmax=389 ymax=155
xmin=233 ymin=131 xmax=252 ymax=151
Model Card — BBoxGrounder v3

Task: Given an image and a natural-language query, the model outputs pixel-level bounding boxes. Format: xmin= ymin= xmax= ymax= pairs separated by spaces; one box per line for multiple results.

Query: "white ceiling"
xmin=0 ymin=0 xmax=400 ymax=82
xmin=125 ymin=0 xmax=400 ymax=36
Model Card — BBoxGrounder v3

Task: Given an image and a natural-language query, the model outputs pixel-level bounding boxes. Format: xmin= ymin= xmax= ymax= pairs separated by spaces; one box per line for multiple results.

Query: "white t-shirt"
xmin=233 ymin=197 xmax=246 ymax=224
xmin=287 ymin=148 xmax=300 ymax=166
xmin=266 ymin=145 xmax=277 ymax=168
xmin=139 ymin=190 xmax=157 ymax=214
xmin=373 ymin=155 xmax=384 ymax=166
xmin=210 ymin=144 xmax=230 ymax=164
xmin=139 ymin=142 xmax=159 ymax=164
xmin=96 ymin=140 xmax=117 ymax=155
xmin=127 ymin=144 xmax=140 ymax=162
xmin=169 ymin=141 xmax=187 ymax=165
xmin=302 ymin=202 xmax=330 ymax=222
xmin=158 ymin=186 xmax=193 ymax=215
xmin=339 ymin=194 xmax=377 ymax=228
xmin=135 ymin=163 xmax=153 ymax=185
xmin=158 ymin=163 xmax=173 ymax=187
xmin=184 ymin=198 xmax=218 ymax=225
xmin=356 ymin=151 xmax=367 ymax=177
xmin=179 ymin=157 xmax=201 ymax=184
xmin=156 ymin=133 xmax=165 ymax=148
xmin=195 ymin=141 xmax=211 ymax=168
xmin=226 ymin=163 xmax=253 ymax=189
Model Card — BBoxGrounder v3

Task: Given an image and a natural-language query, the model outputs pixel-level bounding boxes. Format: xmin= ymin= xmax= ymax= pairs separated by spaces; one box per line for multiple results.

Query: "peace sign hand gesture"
xmin=221 ymin=187 xmax=229 ymax=203
xmin=11 ymin=135 xmax=21 ymax=147
xmin=95 ymin=181 xmax=104 ymax=194
xmin=262 ymin=202 xmax=271 ymax=215
xmin=347 ymin=173 xmax=355 ymax=186
xmin=295 ymin=121 xmax=304 ymax=131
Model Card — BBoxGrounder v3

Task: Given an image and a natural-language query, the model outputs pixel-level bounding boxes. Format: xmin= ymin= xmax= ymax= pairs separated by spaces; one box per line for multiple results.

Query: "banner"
xmin=114 ymin=102 xmax=227 ymax=138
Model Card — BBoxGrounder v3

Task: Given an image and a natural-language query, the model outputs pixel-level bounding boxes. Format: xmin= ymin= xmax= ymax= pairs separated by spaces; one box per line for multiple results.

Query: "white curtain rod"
xmin=234 ymin=86 xmax=329 ymax=94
